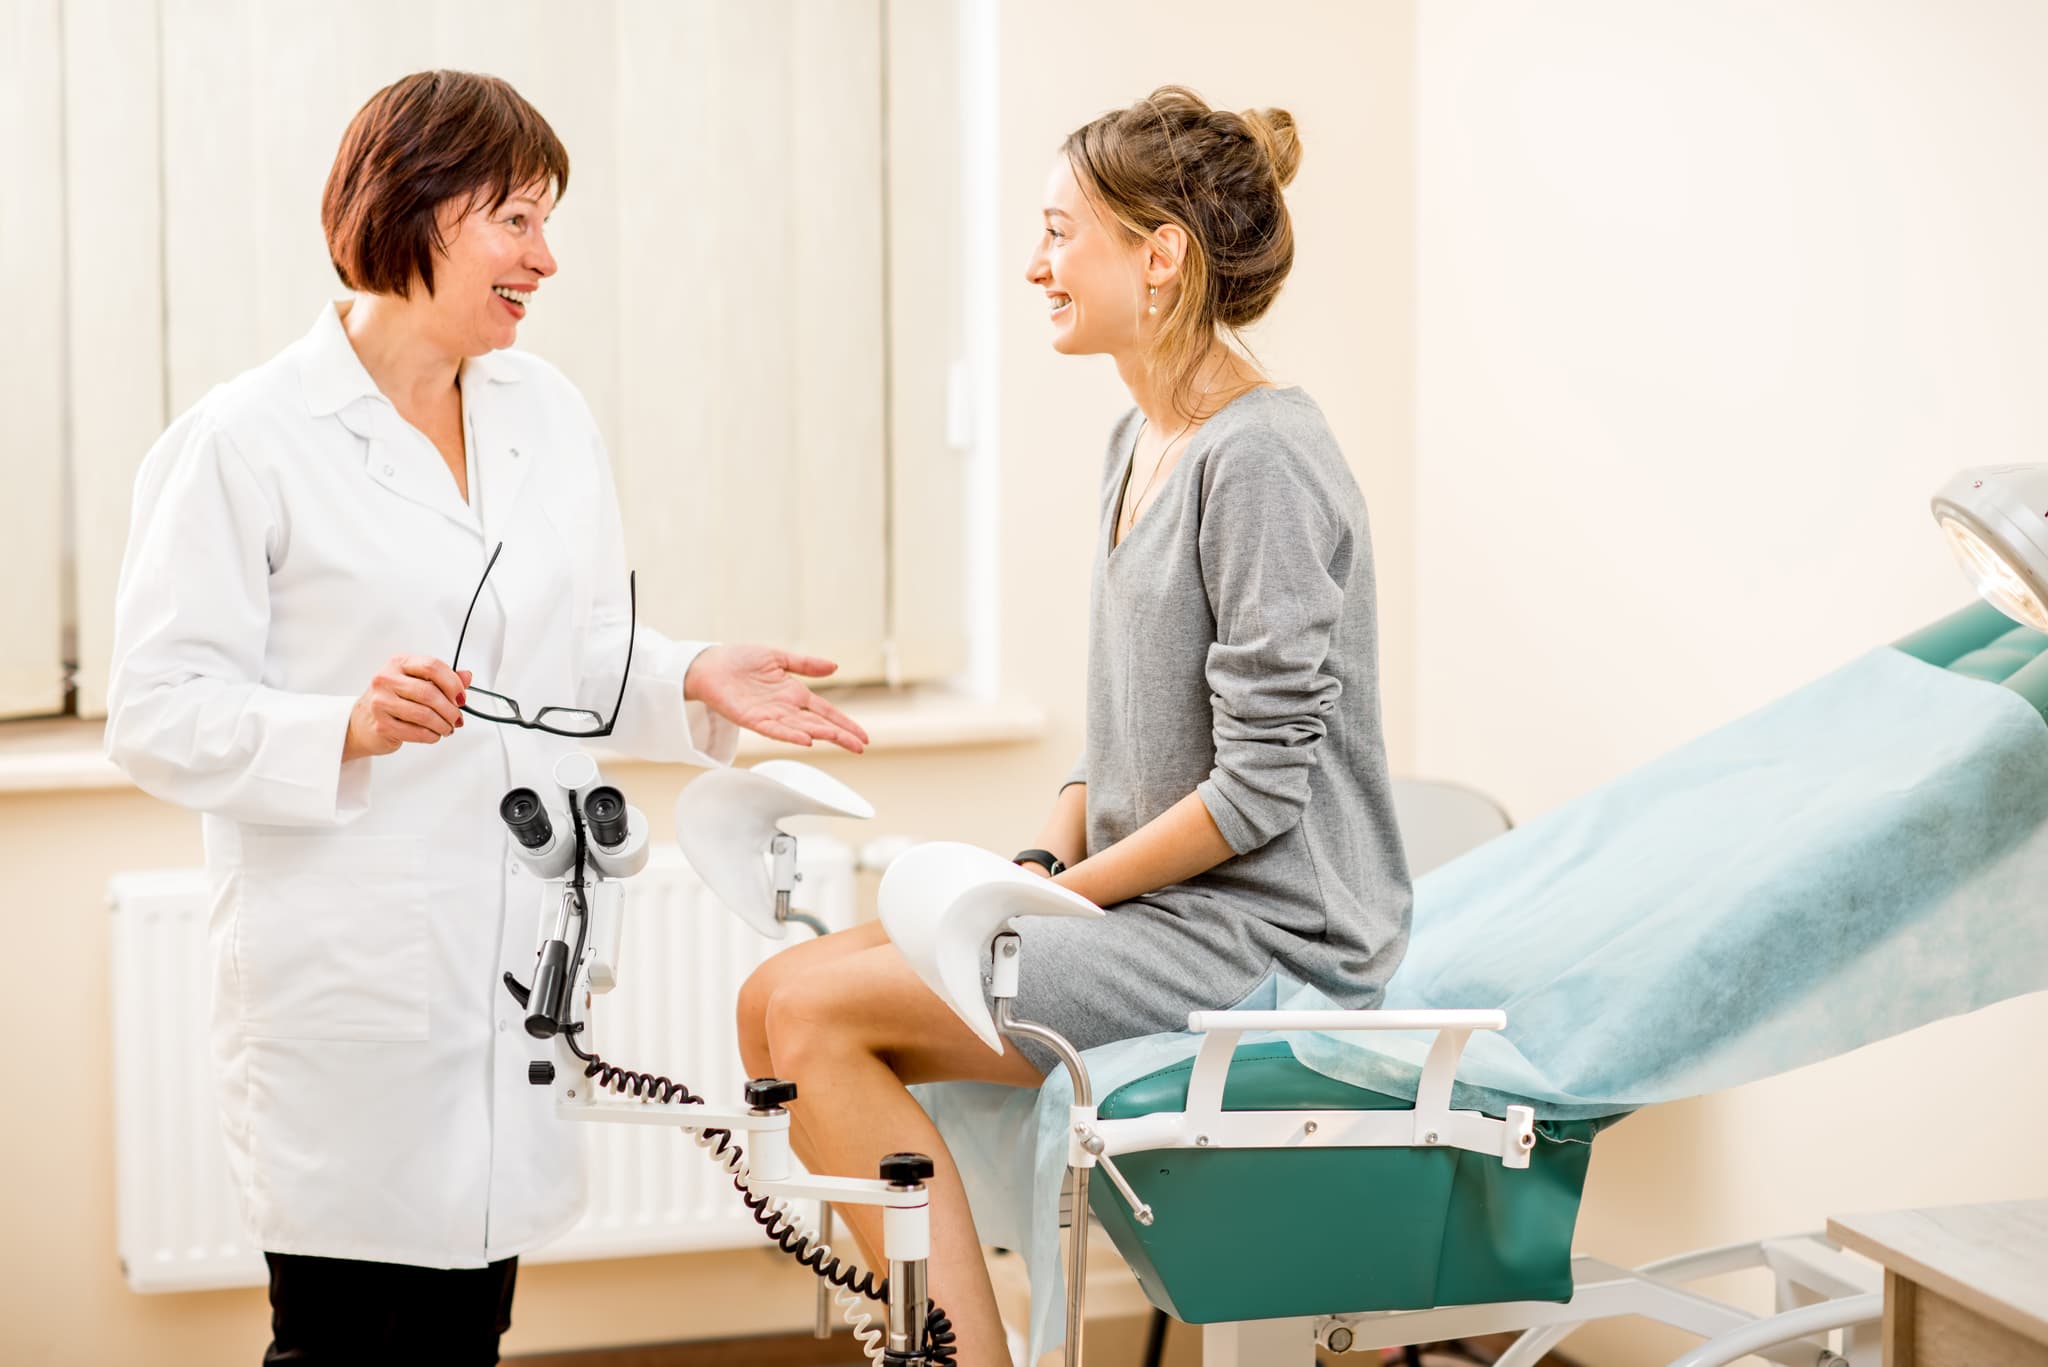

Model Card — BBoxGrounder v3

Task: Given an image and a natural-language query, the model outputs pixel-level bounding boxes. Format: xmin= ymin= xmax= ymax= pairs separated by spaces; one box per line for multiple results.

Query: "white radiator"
xmin=108 ymin=840 xmax=857 ymax=1294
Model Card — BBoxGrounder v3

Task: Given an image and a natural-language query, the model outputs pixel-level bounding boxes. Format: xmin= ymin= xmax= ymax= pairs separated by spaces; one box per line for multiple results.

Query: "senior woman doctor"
xmin=104 ymin=72 xmax=865 ymax=1364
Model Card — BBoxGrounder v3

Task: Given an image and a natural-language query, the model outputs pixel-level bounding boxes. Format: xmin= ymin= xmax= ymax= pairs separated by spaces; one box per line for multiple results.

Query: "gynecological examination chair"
xmin=872 ymin=465 xmax=2048 ymax=1367
xmin=568 ymin=466 xmax=2046 ymax=1367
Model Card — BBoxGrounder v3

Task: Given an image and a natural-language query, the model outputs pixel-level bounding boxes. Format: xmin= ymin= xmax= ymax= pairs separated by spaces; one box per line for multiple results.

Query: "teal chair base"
xmin=1088 ymin=1042 xmax=1622 ymax=1325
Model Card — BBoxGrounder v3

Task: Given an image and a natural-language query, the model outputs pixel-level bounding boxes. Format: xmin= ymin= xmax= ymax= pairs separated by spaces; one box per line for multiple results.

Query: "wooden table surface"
xmin=1828 ymin=1200 xmax=2048 ymax=1363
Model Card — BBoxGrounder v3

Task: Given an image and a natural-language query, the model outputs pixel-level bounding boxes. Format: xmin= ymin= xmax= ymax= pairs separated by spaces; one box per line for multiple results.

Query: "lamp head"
xmin=675 ymin=761 xmax=874 ymax=937
xmin=1932 ymin=465 xmax=2048 ymax=633
xmin=877 ymin=842 xmax=1102 ymax=1053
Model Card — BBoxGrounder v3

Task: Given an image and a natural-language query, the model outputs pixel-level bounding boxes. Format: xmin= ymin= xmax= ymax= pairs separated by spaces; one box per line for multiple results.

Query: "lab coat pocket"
xmin=235 ymin=833 xmax=430 ymax=1042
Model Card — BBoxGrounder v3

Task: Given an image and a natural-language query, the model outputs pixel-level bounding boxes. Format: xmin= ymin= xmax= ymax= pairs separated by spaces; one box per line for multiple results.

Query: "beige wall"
xmin=0 ymin=2 xmax=1416 ymax=1362
xmin=1415 ymin=3 xmax=2048 ymax=1362
xmin=34 ymin=4 xmax=2044 ymax=1364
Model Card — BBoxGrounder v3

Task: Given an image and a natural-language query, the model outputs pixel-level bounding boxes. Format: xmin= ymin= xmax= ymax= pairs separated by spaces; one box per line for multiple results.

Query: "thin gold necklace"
xmin=1122 ymin=410 xmax=1199 ymax=540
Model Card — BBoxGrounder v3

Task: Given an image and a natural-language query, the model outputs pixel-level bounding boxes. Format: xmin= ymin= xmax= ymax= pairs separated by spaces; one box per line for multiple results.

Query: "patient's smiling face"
xmin=1025 ymin=156 xmax=1151 ymax=357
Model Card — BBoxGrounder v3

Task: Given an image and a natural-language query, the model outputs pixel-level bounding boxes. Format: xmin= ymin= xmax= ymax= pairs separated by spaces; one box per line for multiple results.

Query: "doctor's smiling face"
xmin=322 ymin=70 xmax=570 ymax=362
xmin=428 ymin=180 xmax=559 ymax=356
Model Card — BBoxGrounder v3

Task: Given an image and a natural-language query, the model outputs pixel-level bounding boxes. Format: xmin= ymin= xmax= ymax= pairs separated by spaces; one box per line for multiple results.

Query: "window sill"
xmin=0 ymin=689 xmax=1049 ymax=796
xmin=726 ymin=687 xmax=1048 ymax=761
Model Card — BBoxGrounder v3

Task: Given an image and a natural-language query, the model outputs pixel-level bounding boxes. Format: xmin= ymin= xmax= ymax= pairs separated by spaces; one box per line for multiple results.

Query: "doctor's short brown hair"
xmin=322 ymin=70 xmax=570 ymax=299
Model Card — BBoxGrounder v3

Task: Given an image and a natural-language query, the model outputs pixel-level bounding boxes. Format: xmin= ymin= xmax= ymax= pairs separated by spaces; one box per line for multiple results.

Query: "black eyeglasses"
xmin=452 ymin=541 xmax=636 ymax=738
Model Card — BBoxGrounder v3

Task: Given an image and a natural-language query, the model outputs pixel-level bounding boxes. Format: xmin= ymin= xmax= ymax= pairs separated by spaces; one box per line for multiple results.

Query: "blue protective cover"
xmin=1290 ymin=645 xmax=2048 ymax=1115
xmin=918 ymin=646 xmax=2048 ymax=1358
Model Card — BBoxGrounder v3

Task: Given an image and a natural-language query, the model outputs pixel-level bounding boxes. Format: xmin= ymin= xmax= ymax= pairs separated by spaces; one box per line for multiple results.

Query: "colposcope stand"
xmin=530 ymin=1050 xmax=941 ymax=1364
xmin=502 ymin=753 xmax=946 ymax=1365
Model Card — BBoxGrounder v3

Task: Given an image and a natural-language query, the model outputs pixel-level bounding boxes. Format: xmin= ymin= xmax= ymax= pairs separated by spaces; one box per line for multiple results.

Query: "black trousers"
xmin=261 ymin=1252 xmax=518 ymax=1366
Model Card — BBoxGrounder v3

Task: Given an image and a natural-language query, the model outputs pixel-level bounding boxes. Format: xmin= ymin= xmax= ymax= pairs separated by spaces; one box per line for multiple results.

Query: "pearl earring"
xmin=1148 ymin=286 xmax=1158 ymax=317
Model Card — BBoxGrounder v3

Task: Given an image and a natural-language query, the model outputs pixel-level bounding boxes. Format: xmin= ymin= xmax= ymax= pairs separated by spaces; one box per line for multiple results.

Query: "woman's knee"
xmin=761 ymin=970 xmax=862 ymax=1075
xmin=735 ymin=958 xmax=786 ymax=1075
xmin=739 ymin=923 xmax=891 ymax=1072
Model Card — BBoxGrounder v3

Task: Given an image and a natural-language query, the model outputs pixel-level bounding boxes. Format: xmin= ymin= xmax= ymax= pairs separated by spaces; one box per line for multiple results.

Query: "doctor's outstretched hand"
xmin=684 ymin=644 xmax=870 ymax=754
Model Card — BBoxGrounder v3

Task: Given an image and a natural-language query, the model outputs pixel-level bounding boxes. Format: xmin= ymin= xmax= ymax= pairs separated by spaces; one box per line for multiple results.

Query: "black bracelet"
xmin=1012 ymin=848 xmax=1066 ymax=876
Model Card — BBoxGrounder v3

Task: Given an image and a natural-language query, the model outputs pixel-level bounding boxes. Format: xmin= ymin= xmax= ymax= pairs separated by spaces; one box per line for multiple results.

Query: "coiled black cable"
xmin=920 ymin=1303 xmax=959 ymax=1365
xmin=560 ymin=1028 xmax=957 ymax=1361
xmin=734 ymin=1179 xmax=890 ymax=1300
xmin=539 ymin=797 xmax=958 ymax=1361
xmin=564 ymin=1036 xmax=705 ymax=1105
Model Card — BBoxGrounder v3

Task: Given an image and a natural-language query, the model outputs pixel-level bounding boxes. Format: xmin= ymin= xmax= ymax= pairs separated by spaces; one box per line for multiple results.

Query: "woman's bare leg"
xmin=766 ymin=942 xmax=1044 ymax=1367
xmin=734 ymin=921 xmax=908 ymax=1263
xmin=735 ymin=919 xmax=890 ymax=1078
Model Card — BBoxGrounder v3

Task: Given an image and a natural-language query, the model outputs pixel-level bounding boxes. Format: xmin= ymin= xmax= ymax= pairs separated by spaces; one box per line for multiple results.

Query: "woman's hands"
xmin=343 ymin=655 xmax=471 ymax=761
xmin=684 ymin=644 xmax=870 ymax=754
xmin=1027 ymin=789 xmax=1233 ymax=909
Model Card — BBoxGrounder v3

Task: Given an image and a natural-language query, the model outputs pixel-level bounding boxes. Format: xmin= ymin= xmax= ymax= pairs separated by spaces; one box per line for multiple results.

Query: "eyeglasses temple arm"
xmin=603 ymin=571 xmax=637 ymax=735
xmin=452 ymin=541 xmax=505 ymax=674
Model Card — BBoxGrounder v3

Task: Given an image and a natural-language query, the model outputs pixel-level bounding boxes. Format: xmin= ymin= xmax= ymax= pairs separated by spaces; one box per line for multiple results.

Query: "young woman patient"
xmin=736 ymin=86 xmax=1411 ymax=1364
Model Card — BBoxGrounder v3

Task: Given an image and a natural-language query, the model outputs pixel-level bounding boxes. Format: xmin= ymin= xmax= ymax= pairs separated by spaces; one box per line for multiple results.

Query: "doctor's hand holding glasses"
xmin=341 ymin=540 xmax=870 ymax=761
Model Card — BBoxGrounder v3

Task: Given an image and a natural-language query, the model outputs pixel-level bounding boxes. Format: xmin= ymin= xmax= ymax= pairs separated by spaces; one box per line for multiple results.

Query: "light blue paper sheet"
xmin=916 ymin=647 xmax=2048 ymax=1359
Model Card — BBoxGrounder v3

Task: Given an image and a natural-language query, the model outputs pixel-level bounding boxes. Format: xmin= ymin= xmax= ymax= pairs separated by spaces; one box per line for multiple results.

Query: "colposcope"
xmin=497 ymin=753 xmax=947 ymax=1366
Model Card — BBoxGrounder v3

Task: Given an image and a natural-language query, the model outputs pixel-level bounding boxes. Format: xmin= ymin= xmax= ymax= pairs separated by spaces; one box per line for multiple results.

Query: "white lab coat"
xmin=105 ymin=302 xmax=737 ymax=1267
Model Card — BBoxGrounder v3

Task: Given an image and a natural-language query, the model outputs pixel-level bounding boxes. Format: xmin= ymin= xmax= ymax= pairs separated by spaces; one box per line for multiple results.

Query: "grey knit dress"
xmin=1003 ymin=386 xmax=1413 ymax=1073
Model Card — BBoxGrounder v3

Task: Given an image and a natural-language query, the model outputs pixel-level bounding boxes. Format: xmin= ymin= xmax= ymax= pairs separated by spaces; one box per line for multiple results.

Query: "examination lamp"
xmin=674 ymin=761 xmax=874 ymax=938
xmin=1931 ymin=465 xmax=2048 ymax=632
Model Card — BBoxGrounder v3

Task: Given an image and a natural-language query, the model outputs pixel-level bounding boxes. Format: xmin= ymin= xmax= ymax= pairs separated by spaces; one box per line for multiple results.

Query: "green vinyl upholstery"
xmin=1895 ymin=600 xmax=2048 ymax=717
xmin=1089 ymin=1042 xmax=1620 ymax=1324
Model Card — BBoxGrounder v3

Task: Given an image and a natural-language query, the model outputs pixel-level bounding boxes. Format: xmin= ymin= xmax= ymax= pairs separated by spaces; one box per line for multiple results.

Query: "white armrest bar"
xmin=1186 ymin=1008 xmax=1507 ymax=1034
xmin=1149 ymin=1004 xmax=1533 ymax=1168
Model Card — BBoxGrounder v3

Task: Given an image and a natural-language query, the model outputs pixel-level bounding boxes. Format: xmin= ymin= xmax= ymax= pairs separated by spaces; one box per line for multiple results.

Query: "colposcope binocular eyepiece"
xmin=584 ymin=785 xmax=629 ymax=849
xmin=500 ymin=787 xmax=554 ymax=850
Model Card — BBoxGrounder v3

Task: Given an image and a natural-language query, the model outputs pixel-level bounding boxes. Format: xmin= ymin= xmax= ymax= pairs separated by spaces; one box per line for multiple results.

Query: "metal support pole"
xmin=885 ymin=1255 xmax=930 ymax=1364
xmin=994 ymin=996 xmax=1095 ymax=1367
xmin=879 ymin=1154 xmax=934 ymax=1364
xmin=1066 ymin=1165 xmax=1093 ymax=1366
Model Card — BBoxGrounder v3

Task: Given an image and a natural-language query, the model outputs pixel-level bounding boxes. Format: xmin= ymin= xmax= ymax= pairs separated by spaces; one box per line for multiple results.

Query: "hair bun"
xmin=1241 ymin=106 xmax=1301 ymax=189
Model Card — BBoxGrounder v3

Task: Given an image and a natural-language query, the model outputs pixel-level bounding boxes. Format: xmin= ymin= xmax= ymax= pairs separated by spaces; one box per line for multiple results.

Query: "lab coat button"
xmin=510 ymin=447 xmax=521 ymax=458
xmin=497 ymin=1019 xmax=508 ymax=1033
xmin=382 ymin=463 xmax=395 ymax=476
